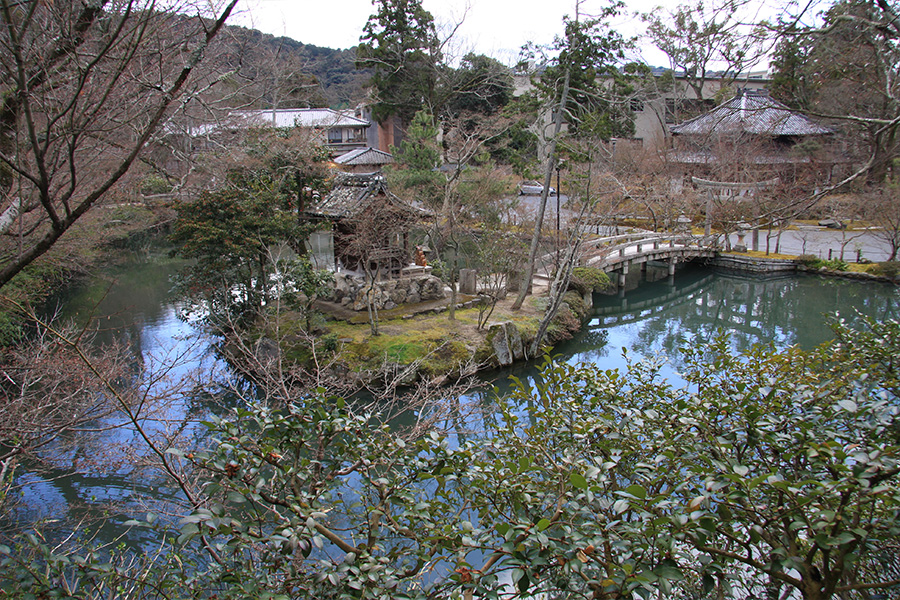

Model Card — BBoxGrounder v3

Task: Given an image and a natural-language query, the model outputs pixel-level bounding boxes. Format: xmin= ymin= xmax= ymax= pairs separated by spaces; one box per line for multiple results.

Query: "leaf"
xmin=516 ymin=569 xmax=530 ymax=594
xmin=733 ymin=465 xmax=749 ymax=476
xmin=655 ymin=565 xmax=684 ymax=581
xmin=536 ymin=518 xmax=551 ymax=532
xmin=625 ymin=484 xmax=647 ymax=500
xmin=570 ymin=472 xmax=589 ymax=489
xmin=226 ymin=491 xmax=246 ymax=504
xmin=702 ymin=573 xmax=715 ymax=595
xmin=829 ymin=532 xmax=856 ymax=546
xmin=838 ymin=399 xmax=858 ymax=413
xmin=176 ymin=523 xmax=199 ymax=546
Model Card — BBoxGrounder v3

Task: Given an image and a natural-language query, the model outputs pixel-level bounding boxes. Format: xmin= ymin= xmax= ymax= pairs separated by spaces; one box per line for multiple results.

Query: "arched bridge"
xmin=578 ymin=233 xmax=719 ymax=286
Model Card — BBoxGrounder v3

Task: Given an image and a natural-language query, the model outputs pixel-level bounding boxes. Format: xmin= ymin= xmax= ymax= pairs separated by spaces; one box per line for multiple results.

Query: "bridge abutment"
xmin=617 ymin=262 xmax=629 ymax=289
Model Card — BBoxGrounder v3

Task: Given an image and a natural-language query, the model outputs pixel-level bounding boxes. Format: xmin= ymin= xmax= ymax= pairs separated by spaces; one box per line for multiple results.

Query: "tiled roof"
xmin=308 ymin=173 xmax=429 ymax=219
xmin=334 ymin=147 xmax=394 ymax=166
xmin=670 ymin=93 xmax=834 ymax=137
xmin=669 ymin=150 xmax=814 ymax=165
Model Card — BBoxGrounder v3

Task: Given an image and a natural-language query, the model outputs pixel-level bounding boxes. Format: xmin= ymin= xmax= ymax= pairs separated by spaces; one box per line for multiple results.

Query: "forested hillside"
xmin=213 ymin=25 xmax=371 ymax=109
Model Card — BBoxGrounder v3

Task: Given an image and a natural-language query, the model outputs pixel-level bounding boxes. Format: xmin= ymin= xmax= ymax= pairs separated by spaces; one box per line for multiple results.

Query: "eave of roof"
xmin=667 ymin=150 xmax=814 ymax=165
xmin=670 ymin=94 xmax=834 ymax=137
xmin=307 ymin=173 xmax=430 ymax=219
xmin=233 ymin=108 xmax=369 ymax=129
xmin=334 ymin=147 xmax=394 ymax=166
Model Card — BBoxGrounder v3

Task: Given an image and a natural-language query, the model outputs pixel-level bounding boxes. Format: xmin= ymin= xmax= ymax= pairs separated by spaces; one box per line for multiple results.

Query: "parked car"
xmin=518 ymin=180 xmax=556 ymax=195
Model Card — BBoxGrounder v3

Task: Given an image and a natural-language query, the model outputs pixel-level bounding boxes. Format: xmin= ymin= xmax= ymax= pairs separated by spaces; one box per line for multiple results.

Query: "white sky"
xmin=235 ymin=0 xmax=683 ymax=67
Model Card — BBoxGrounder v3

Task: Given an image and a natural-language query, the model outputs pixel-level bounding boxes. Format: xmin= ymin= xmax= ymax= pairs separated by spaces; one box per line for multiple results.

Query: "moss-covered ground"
xmin=317 ymin=296 xmax=545 ymax=377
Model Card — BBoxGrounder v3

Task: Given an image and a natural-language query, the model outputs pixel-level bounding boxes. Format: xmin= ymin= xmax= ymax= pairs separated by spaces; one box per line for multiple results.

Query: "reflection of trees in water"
xmin=585 ymin=271 xmax=900 ymax=372
xmin=564 ymin=329 xmax=611 ymax=364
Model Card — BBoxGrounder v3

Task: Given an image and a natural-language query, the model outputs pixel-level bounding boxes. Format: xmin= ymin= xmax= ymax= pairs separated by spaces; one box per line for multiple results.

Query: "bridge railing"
xmin=580 ymin=232 xmax=661 ymax=251
xmin=579 ymin=233 xmax=722 ymax=267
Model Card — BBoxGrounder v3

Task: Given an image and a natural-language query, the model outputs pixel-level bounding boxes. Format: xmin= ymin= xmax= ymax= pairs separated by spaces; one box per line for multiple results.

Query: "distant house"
xmin=667 ymin=90 xmax=837 ymax=240
xmin=512 ymin=70 xmax=772 ymax=154
xmin=633 ymin=72 xmax=772 ymax=150
xmin=333 ymin=147 xmax=394 ymax=173
xmin=184 ymin=108 xmax=370 ymax=155
xmin=667 ymin=90 xmax=836 ymax=186
xmin=304 ymin=173 xmax=428 ymax=276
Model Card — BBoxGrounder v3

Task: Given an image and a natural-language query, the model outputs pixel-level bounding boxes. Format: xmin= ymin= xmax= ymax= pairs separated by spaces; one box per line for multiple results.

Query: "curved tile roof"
xmin=334 ymin=147 xmax=394 ymax=166
xmin=307 ymin=173 xmax=429 ymax=219
xmin=670 ymin=93 xmax=834 ymax=137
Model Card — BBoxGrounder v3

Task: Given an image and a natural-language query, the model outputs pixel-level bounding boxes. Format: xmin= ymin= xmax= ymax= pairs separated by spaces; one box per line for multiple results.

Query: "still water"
xmin=11 ymin=253 xmax=221 ymax=540
xmin=560 ymin=263 xmax=899 ymax=381
xmin=8 ymin=254 xmax=900 ymax=539
xmin=481 ymin=262 xmax=899 ymax=401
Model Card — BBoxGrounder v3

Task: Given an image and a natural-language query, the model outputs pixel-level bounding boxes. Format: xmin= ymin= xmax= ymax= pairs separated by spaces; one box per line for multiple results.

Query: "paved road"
xmin=510 ymin=194 xmax=895 ymax=263
xmin=725 ymin=227 xmax=894 ymax=262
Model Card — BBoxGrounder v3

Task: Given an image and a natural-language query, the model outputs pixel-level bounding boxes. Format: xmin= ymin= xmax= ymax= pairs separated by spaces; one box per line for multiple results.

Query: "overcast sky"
xmin=235 ymin=0 xmax=683 ymax=67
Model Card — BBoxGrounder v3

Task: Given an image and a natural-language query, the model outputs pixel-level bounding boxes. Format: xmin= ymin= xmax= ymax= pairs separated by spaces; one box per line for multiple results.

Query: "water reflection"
xmin=9 ymin=252 xmax=225 ymax=541
xmin=558 ymin=264 xmax=900 ymax=381
xmin=9 ymin=255 xmax=900 ymax=548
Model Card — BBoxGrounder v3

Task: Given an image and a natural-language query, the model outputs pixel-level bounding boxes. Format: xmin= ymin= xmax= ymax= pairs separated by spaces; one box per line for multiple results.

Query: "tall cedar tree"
xmin=356 ymin=0 xmax=441 ymax=125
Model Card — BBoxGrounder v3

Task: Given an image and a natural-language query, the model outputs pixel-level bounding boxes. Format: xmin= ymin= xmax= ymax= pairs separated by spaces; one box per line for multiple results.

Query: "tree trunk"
xmin=512 ymin=70 xmax=571 ymax=311
xmin=448 ymin=238 xmax=459 ymax=321
xmin=528 ymin=242 xmax=579 ymax=356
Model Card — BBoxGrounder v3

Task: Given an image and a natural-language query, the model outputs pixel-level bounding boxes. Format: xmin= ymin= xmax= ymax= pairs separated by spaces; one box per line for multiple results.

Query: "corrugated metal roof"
xmin=334 ymin=147 xmax=394 ymax=166
xmin=669 ymin=93 xmax=834 ymax=137
xmin=232 ymin=108 xmax=368 ymax=129
xmin=183 ymin=108 xmax=369 ymax=136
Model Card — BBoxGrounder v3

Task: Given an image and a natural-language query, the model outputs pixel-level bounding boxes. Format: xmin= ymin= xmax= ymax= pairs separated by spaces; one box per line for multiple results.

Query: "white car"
xmin=518 ymin=180 xmax=556 ymax=195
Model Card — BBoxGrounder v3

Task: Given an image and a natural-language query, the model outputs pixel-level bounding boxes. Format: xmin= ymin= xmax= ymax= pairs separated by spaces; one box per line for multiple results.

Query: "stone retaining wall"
xmin=331 ymin=273 xmax=447 ymax=311
xmin=707 ymin=254 xmax=799 ymax=274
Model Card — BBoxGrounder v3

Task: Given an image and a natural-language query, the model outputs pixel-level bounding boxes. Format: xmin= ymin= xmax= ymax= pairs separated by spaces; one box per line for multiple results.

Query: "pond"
xmin=487 ymin=262 xmax=899 ymax=398
xmin=6 ymin=253 xmax=900 ymax=544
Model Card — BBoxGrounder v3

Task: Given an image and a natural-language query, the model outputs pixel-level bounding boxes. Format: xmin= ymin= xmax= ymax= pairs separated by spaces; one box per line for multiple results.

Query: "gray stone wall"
xmin=331 ymin=273 xmax=447 ymax=311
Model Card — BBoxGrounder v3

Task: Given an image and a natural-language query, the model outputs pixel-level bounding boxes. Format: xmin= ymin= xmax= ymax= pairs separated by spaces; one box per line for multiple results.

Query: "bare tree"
xmin=339 ymin=196 xmax=420 ymax=336
xmin=769 ymin=0 xmax=900 ymax=189
xmin=643 ymin=0 xmax=766 ymax=107
xmin=434 ymin=110 xmax=511 ymax=321
xmin=473 ymin=227 xmax=526 ymax=329
xmin=0 ymin=0 xmax=239 ymax=290
xmin=865 ymin=185 xmax=900 ymax=261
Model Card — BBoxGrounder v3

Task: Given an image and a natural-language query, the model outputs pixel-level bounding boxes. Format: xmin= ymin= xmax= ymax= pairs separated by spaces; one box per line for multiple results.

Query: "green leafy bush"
xmin=801 ymin=255 xmax=850 ymax=271
xmin=140 ymin=175 xmax=170 ymax=196
xmin=821 ymin=258 xmax=849 ymax=271
xmin=6 ymin=319 xmax=900 ymax=600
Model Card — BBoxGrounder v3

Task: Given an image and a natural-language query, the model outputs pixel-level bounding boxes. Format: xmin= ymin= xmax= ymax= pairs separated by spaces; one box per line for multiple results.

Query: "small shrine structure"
xmin=304 ymin=172 xmax=429 ymax=278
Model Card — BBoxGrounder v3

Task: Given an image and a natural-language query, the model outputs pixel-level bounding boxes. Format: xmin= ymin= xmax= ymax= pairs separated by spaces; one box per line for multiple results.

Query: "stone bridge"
xmin=577 ymin=232 xmax=720 ymax=287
